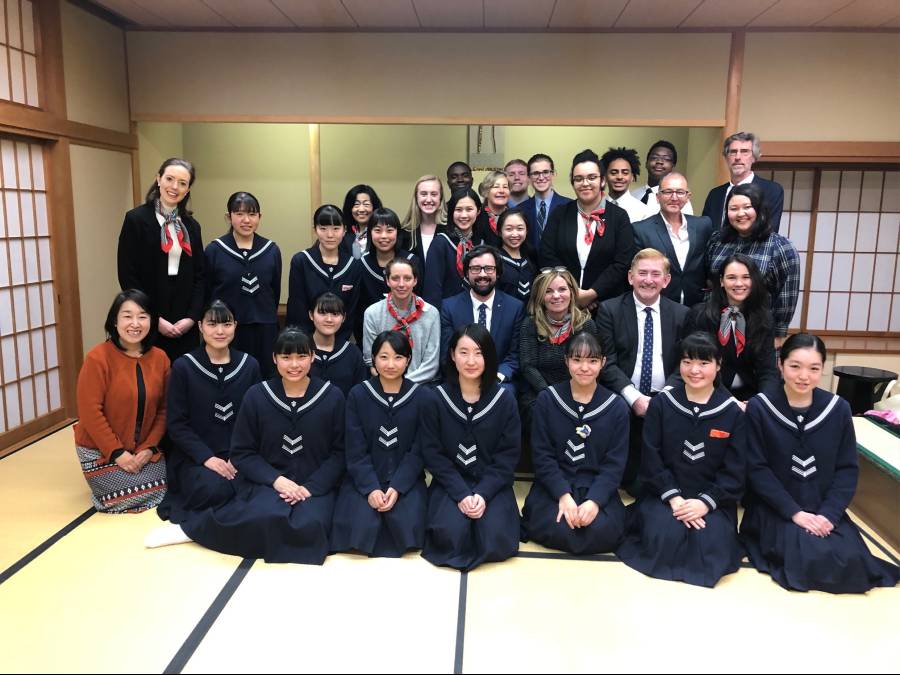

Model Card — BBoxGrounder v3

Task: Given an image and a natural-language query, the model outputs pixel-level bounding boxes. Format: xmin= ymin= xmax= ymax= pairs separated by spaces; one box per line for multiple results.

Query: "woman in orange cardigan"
xmin=74 ymin=289 xmax=170 ymax=513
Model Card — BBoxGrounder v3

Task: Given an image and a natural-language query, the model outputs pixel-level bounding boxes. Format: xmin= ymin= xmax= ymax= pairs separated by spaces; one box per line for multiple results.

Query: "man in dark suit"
xmin=633 ymin=172 xmax=713 ymax=307
xmin=517 ymin=153 xmax=573 ymax=249
xmin=597 ymin=248 xmax=690 ymax=493
xmin=439 ymin=245 xmax=525 ymax=392
xmin=702 ymin=131 xmax=784 ymax=232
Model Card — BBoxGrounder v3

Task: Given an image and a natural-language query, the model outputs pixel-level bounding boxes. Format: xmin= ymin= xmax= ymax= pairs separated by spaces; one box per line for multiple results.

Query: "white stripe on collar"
xmin=500 ymin=254 xmax=527 ymax=267
xmin=248 ymin=239 xmax=273 ymax=261
xmin=214 ymin=238 xmax=244 ymax=261
xmin=263 ymin=379 xmax=332 ymax=414
xmin=360 ymin=255 xmax=384 ymax=282
xmin=804 ymin=394 xmax=840 ymax=431
xmin=362 ymin=380 xmax=387 ymax=406
xmin=224 ymin=352 xmax=249 ymax=381
xmin=332 ymin=258 xmax=355 ymax=280
xmin=394 ymin=382 xmax=420 ymax=408
xmin=436 ymin=385 xmax=467 ymax=421
xmin=472 ymin=388 xmax=505 ymax=421
xmin=184 ymin=353 xmax=218 ymax=381
xmin=757 ymin=393 xmax=798 ymax=430
xmin=315 ymin=342 xmax=350 ymax=362
xmin=698 ymin=397 xmax=737 ymax=418
xmin=548 ymin=386 xmax=579 ymax=420
xmin=436 ymin=232 xmax=454 ymax=246
xmin=582 ymin=393 xmax=618 ymax=420
xmin=660 ymin=389 xmax=694 ymax=417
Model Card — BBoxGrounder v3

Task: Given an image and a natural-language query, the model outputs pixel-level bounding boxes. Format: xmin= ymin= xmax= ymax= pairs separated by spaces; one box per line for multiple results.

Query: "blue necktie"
xmin=478 ymin=303 xmax=487 ymax=327
xmin=639 ymin=307 xmax=653 ymax=396
xmin=537 ymin=199 xmax=547 ymax=233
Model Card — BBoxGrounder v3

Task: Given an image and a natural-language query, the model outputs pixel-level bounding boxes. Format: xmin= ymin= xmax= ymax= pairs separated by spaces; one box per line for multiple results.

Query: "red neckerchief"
xmin=718 ymin=306 xmax=747 ymax=357
xmin=578 ymin=207 xmax=606 ymax=245
xmin=455 ymin=237 xmax=474 ymax=277
xmin=484 ymin=208 xmax=499 ymax=234
xmin=548 ymin=323 xmax=572 ymax=345
xmin=387 ymin=294 xmax=425 ymax=347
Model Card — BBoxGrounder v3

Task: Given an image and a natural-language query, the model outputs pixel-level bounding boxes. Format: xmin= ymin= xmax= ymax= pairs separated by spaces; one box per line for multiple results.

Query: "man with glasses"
xmin=517 ymin=153 xmax=573 ymax=249
xmin=631 ymin=140 xmax=694 ymax=217
xmin=504 ymin=159 xmax=530 ymax=207
xmin=439 ymin=245 xmax=525 ymax=392
xmin=633 ymin=173 xmax=713 ymax=307
xmin=702 ymin=131 xmax=784 ymax=232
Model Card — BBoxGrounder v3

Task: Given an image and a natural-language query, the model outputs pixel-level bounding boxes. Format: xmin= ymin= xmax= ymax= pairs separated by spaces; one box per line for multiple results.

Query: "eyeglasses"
xmin=726 ymin=148 xmax=753 ymax=157
xmin=468 ymin=265 xmax=497 ymax=275
xmin=659 ymin=189 xmax=690 ymax=198
xmin=538 ymin=266 xmax=568 ymax=275
xmin=529 ymin=170 xmax=553 ymax=178
xmin=572 ymin=175 xmax=601 ymax=185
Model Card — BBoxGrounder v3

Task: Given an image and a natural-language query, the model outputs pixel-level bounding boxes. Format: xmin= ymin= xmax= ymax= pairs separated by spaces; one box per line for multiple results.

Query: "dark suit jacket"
xmin=539 ymin=200 xmax=633 ymax=304
xmin=439 ymin=289 xmax=525 ymax=383
xmin=518 ymin=192 xmax=573 ymax=249
xmin=596 ymin=292 xmax=690 ymax=395
xmin=632 ymin=213 xmax=714 ymax=307
xmin=702 ymin=175 xmax=784 ymax=233
xmin=117 ymin=202 xmax=205 ymax=322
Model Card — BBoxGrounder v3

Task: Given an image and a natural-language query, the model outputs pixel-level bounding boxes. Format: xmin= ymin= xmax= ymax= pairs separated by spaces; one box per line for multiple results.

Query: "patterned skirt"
xmin=76 ymin=446 xmax=168 ymax=513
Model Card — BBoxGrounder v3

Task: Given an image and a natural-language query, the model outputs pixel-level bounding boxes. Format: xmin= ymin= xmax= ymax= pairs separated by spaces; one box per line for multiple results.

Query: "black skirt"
xmin=740 ymin=501 xmax=899 ymax=593
xmin=157 ymin=459 xmax=237 ymax=524
xmin=617 ymin=497 xmax=743 ymax=588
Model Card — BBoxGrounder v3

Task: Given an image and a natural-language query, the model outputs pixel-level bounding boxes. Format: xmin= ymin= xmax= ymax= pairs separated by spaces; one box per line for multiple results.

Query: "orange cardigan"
xmin=74 ymin=341 xmax=170 ymax=462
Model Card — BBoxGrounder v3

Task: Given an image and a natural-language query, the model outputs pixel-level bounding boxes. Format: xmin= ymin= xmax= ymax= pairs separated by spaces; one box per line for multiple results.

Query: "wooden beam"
xmin=308 ymin=123 xmax=321 ymax=220
xmin=761 ymin=141 xmax=900 ymax=165
xmin=35 ymin=0 xmax=67 ymax=119
xmin=0 ymin=100 xmax=138 ymax=150
xmin=719 ymin=31 xmax=745 ymax=183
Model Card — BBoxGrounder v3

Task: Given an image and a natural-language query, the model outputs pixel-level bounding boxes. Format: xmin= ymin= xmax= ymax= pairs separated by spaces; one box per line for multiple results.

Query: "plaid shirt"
xmin=707 ymin=231 xmax=800 ymax=337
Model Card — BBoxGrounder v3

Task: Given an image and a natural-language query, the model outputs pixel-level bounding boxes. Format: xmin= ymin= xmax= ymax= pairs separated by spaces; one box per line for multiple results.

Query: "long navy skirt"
xmin=740 ymin=502 xmax=899 ymax=593
xmin=617 ymin=497 xmax=742 ymax=588
xmin=422 ymin=483 xmax=520 ymax=571
xmin=521 ymin=483 xmax=625 ymax=555
xmin=233 ymin=322 xmax=278 ymax=379
xmin=182 ymin=481 xmax=335 ymax=565
xmin=330 ymin=478 xmax=427 ymax=557
xmin=157 ymin=458 xmax=236 ymax=524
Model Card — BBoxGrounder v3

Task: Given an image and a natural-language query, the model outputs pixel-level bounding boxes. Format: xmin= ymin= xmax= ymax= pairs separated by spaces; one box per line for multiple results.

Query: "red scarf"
xmin=455 ymin=238 xmax=474 ymax=277
xmin=387 ymin=294 xmax=425 ymax=347
xmin=547 ymin=314 xmax=573 ymax=345
xmin=484 ymin=208 xmax=499 ymax=234
xmin=578 ymin=208 xmax=606 ymax=245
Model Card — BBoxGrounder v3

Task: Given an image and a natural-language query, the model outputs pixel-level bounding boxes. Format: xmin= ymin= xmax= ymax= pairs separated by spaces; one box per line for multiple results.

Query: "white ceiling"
xmin=86 ymin=0 xmax=900 ymax=30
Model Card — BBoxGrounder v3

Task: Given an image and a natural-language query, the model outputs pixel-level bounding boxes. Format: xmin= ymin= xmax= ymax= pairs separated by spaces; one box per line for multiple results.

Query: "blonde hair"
xmin=478 ymin=170 xmax=509 ymax=201
xmin=528 ymin=269 xmax=590 ymax=340
xmin=631 ymin=247 xmax=671 ymax=275
xmin=402 ymin=175 xmax=447 ymax=249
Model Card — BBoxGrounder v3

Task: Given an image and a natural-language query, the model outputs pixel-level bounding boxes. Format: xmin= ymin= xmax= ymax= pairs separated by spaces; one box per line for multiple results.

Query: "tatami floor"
xmin=1 ymin=425 xmax=898 ymax=674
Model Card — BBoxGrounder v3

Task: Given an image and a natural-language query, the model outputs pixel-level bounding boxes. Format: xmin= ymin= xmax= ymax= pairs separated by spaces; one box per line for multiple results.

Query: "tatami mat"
xmin=0 ymin=427 xmax=897 ymax=674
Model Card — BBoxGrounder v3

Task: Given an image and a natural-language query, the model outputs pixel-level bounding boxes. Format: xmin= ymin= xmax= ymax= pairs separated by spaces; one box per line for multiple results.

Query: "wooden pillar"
xmin=720 ymin=31 xmax=745 ymax=183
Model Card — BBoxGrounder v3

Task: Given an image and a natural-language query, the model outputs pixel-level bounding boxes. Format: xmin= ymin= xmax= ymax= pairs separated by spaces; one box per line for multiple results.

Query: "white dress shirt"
xmin=605 ymin=191 xmax=652 ymax=224
xmin=621 ymin=294 xmax=665 ymax=406
xmin=631 ymin=184 xmax=695 ymax=217
xmin=470 ymin=290 xmax=494 ymax=331
xmin=155 ymin=210 xmax=183 ymax=276
xmin=575 ymin=209 xmax=597 ymax=287
xmin=664 ymin=214 xmax=691 ymax=303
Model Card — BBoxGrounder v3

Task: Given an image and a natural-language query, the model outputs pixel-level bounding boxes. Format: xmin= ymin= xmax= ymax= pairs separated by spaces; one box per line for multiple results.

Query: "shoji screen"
xmin=0 ymin=0 xmax=38 ymax=107
xmin=0 ymin=138 xmax=61 ymax=435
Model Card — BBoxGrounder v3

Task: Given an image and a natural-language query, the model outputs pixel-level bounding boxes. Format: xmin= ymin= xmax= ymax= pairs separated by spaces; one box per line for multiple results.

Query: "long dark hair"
xmin=342 ymin=184 xmax=383 ymax=230
xmin=104 ymin=289 xmax=158 ymax=353
xmin=721 ymin=183 xmax=772 ymax=243
xmin=496 ymin=207 xmax=538 ymax=267
xmin=444 ymin=324 xmax=498 ymax=392
xmin=705 ymin=254 xmax=772 ymax=352
xmin=145 ymin=158 xmax=195 ymax=217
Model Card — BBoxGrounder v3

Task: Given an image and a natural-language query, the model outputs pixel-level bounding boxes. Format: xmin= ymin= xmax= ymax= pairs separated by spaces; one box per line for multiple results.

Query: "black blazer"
xmin=632 ymin=213 xmax=714 ymax=307
xmin=117 ymin=202 xmax=205 ymax=322
xmin=539 ymin=200 xmax=633 ymax=303
xmin=596 ymin=292 xmax=689 ymax=394
xmin=518 ymin=192 xmax=573 ymax=248
xmin=702 ymin=175 xmax=784 ymax=233
xmin=682 ymin=303 xmax=779 ymax=400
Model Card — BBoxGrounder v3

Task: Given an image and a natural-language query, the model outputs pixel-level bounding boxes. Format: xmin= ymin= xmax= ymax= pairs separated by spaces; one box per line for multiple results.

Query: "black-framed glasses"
xmin=659 ymin=189 xmax=690 ymax=198
xmin=529 ymin=169 xmax=553 ymax=178
xmin=468 ymin=265 xmax=497 ymax=275
xmin=572 ymin=175 xmax=601 ymax=184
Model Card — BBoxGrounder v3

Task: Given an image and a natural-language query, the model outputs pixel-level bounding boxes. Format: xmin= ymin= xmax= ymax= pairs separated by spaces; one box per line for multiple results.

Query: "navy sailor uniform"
xmin=204 ymin=232 xmax=282 ymax=378
xmin=421 ymin=232 xmax=479 ymax=311
xmin=159 ymin=347 xmax=261 ymax=523
xmin=420 ymin=383 xmax=521 ymax=570
xmin=286 ymin=245 xmax=361 ymax=343
xmin=498 ymin=253 xmax=535 ymax=304
xmin=331 ymin=378 xmax=427 ymax=557
xmin=356 ymin=249 xmax=419 ymax=343
xmin=311 ymin=341 xmax=368 ymax=396
xmin=740 ymin=387 xmax=899 ymax=593
xmin=617 ymin=384 xmax=746 ymax=587
xmin=521 ymin=382 xmax=628 ymax=554
xmin=182 ymin=377 xmax=345 ymax=565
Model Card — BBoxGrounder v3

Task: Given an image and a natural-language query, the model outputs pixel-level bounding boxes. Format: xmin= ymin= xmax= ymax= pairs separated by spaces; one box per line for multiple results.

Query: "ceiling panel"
xmin=271 ymin=0 xmax=356 ymax=28
xmin=129 ymin=0 xmax=233 ymax=26
xmin=680 ymin=0 xmax=778 ymax=27
xmin=342 ymin=0 xmax=420 ymax=28
xmin=93 ymin=0 xmax=173 ymax=26
xmin=414 ymin=0 xmax=483 ymax=28
xmin=548 ymin=0 xmax=629 ymax=28
xmin=202 ymin=0 xmax=296 ymax=27
xmin=615 ymin=0 xmax=703 ymax=27
xmin=815 ymin=0 xmax=900 ymax=27
xmin=485 ymin=0 xmax=556 ymax=28
xmin=749 ymin=0 xmax=852 ymax=26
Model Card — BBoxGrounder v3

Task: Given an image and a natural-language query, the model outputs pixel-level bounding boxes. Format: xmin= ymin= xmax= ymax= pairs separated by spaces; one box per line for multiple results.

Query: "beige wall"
xmin=69 ymin=145 xmax=134 ymax=351
xmin=685 ymin=127 xmax=722 ymax=205
xmin=741 ymin=33 xmax=900 ymax=142
xmin=137 ymin=123 xmax=184 ymax=204
xmin=127 ymin=32 xmax=729 ymax=124
xmin=60 ymin=1 xmax=130 ymax=133
xmin=181 ymin=123 xmax=311 ymax=299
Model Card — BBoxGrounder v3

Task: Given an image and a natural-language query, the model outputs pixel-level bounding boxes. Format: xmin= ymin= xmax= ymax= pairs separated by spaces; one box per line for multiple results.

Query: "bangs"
xmin=680 ymin=332 xmax=721 ymax=362
xmin=565 ymin=332 xmax=603 ymax=360
xmin=227 ymin=192 xmax=260 ymax=214
xmin=314 ymin=292 xmax=345 ymax=315
xmin=273 ymin=327 xmax=314 ymax=356
xmin=203 ymin=299 xmax=235 ymax=324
